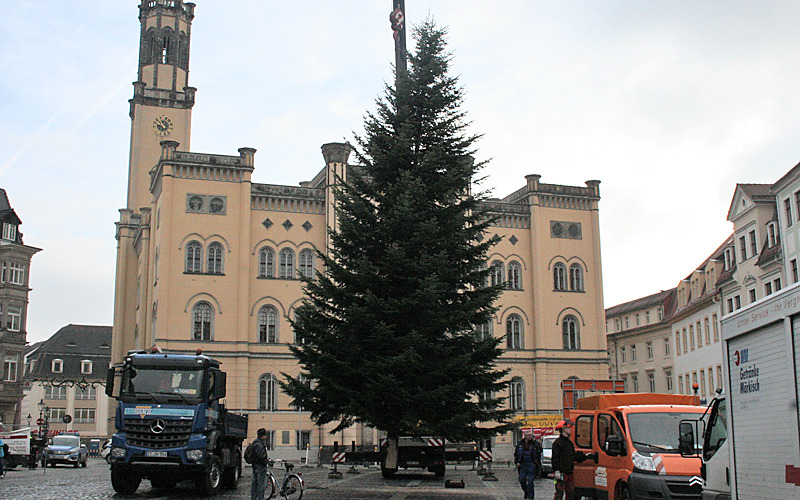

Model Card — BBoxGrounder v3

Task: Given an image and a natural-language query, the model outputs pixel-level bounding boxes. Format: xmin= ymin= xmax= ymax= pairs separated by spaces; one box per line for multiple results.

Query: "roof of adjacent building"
xmin=27 ymin=324 xmax=112 ymax=381
xmin=605 ymin=288 xmax=675 ymax=317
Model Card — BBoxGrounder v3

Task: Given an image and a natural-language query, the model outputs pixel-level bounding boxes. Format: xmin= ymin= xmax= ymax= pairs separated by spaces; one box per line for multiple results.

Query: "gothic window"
xmin=185 ymin=241 xmax=202 ymax=273
xmin=476 ymin=320 xmax=493 ymax=341
xmin=506 ymin=314 xmax=523 ymax=350
xmin=553 ymin=263 xmax=567 ymax=291
xmin=207 ymin=242 xmax=224 ymax=274
xmin=509 ymin=377 xmax=525 ymax=410
xmin=298 ymin=249 xmax=315 ymax=279
xmin=258 ymin=373 xmax=277 ymax=411
xmin=259 ymin=247 xmax=275 ymax=278
xmin=192 ymin=302 xmax=213 ymax=341
xmin=490 ymin=260 xmax=504 ymax=287
xmin=569 ymin=263 xmax=584 ymax=291
xmin=563 ymin=315 xmax=580 ymax=350
xmin=279 ymin=249 xmax=295 ymax=279
xmin=507 ymin=261 xmax=522 ymax=290
xmin=258 ymin=305 xmax=279 ymax=343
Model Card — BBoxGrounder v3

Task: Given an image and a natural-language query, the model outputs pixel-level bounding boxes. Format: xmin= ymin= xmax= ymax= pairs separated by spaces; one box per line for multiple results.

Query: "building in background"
xmin=717 ymin=184 xmax=783 ymax=314
xmin=110 ymin=0 xmax=608 ymax=461
xmin=24 ymin=324 xmax=112 ymax=440
xmin=670 ymin=239 xmax=729 ymax=402
xmin=606 ymin=289 xmax=675 ymax=394
xmin=0 ymin=188 xmax=41 ymax=427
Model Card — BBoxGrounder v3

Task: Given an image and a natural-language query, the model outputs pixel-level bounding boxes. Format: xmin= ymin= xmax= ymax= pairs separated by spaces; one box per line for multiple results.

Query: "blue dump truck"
xmin=105 ymin=349 xmax=247 ymax=495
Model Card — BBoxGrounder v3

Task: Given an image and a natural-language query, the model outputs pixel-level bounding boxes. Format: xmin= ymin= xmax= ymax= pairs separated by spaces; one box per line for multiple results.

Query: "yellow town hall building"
xmin=111 ymin=0 xmax=608 ymax=461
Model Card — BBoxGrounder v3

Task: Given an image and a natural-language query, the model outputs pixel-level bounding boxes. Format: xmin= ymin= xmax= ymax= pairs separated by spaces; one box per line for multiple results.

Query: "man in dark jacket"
xmin=514 ymin=431 xmax=543 ymax=499
xmin=250 ymin=428 xmax=270 ymax=500
xmin=551 ymin=419 xmax=594 ymax=500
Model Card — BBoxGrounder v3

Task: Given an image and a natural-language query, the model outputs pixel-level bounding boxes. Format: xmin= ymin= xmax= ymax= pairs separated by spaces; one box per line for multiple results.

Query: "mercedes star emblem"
xmin=150 ymin=418 xmax=166 ymax=434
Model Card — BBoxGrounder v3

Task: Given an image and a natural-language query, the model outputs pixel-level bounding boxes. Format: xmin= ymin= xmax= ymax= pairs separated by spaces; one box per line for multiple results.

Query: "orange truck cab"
xmin=566 ymin=393 xmax=705 ymax=500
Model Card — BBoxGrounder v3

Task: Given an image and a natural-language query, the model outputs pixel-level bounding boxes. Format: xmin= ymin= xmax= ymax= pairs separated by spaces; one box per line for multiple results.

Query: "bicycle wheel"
xmin=282 ymin=474 xmax=303 ymax=500
xmin=264 ymin=473 xmax=278 ymax=499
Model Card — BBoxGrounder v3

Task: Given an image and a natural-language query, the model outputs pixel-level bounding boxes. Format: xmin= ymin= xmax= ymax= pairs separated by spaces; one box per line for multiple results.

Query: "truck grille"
xmin=665 ymin=478 xmax=702 ymax=499
xmin=124 ymin=418 xmax=193 ymax=449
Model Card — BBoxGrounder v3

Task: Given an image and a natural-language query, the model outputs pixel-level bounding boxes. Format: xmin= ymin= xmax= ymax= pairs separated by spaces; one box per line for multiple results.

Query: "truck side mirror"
xmin=211 ymin=370 xmax=226 ymax=400
xmin=679 ymin=421 xmax=697 ymax=457
xmin=605 ymin=435 xmax=624 ymax=457
xmin=105 ymin=367 xmax=116 ymax=397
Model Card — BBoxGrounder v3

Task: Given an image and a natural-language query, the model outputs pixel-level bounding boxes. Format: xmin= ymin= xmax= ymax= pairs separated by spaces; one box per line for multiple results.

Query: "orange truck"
xmin=565 ymin=393 xmax=705 ymax=500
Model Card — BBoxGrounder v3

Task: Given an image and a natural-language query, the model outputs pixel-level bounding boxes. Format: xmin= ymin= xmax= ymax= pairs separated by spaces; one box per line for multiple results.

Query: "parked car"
xmin=540 ymin=434 xmax=558 ymax=474
xmin=44 ymin=434 xmax=88 ymax=468
xmin=100 ymin=439 xmax=111 ymax=464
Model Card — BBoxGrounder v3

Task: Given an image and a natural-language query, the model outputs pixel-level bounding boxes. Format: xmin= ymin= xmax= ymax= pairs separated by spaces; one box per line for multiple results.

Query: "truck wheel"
xmin=433 ymin=464 xmax=445 ymax=477
xmin=196 ymin=455 xmax=223 ymax=496
xmin=221 ymin=451 xmax=241 ymax=490
xmin=617 ymin=484 xmax=629 ymax=500
xmin=111 ymin=466 xmax=142 ymax=494
xmin=381 ymin=465 xmax=397 ymax=478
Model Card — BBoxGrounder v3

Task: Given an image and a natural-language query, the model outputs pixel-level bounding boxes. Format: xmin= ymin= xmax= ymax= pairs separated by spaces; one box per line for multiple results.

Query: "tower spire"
xmin=390 ymin=0 xmax=407 ymax=76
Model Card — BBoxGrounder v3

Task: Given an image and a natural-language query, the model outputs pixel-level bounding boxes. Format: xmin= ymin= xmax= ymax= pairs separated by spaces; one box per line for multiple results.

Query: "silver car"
xmin=44 ymin=435 xmax=89 ymax=468
xmin=540 ymin=435 xmax=558 ymax=474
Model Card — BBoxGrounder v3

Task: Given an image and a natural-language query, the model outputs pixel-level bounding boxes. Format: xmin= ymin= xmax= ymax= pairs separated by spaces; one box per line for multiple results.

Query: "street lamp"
xmin=26 ymin=414 xmax=31 ymax=428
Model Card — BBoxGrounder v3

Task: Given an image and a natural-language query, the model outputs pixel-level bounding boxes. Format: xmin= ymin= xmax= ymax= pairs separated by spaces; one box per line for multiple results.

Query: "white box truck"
xmin=715 ymin=283 xmax=800 ymax=499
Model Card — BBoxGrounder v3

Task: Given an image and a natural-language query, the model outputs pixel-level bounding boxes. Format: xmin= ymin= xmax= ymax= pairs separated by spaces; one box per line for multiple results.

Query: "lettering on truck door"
xmin=596 ymin=413 xmax=626 ymax=499
xmin=572 ymin=414 xmax=596 ymax=499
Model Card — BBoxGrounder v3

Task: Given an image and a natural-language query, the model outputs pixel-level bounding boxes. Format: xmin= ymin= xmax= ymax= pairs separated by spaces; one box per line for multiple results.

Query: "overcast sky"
xmin=2 ymin=1 xmax=799 ymax=344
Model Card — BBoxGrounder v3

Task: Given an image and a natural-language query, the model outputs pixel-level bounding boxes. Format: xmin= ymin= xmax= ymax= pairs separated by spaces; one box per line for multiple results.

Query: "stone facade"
xmin=0 ymin=189 xmax=40 ymax=427
xmin=112 ymin=0 xmax=608 ymax=461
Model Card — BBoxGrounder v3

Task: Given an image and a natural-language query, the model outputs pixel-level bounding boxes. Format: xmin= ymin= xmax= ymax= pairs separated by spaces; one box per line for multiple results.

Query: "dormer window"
xmin=768 ymin=222 xmax=777 ymax=248
xmin=2 ymin=223 xmax=16 ymax=241
xmin=52 ymin=359 xmax=63 ymax=374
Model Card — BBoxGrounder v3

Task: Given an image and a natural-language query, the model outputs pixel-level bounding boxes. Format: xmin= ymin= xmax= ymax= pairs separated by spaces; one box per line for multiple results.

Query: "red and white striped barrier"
xmin=426 ymin=437 xmax=444 ymax=447
xmin=478 ymin=450 xmax=492 ymax=462
xmin=332 ymin=452 xmax=346 ymax=463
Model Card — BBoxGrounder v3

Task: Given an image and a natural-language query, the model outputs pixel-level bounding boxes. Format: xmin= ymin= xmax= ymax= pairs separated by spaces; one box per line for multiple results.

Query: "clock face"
xmin=153 ymin=116 xmax=173 ymax=136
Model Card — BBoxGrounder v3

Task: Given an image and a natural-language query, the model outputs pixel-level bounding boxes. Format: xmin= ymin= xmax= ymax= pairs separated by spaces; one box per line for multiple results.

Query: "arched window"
xmin=563 ymin=315 xmax=580 ymax=350
xmin=259 ymin=247 xmax=275 ymax=278
xmin=490 ymin=260 xmax=504 ymax=287
xmin=507 ymin=261 xmax=522 ymax=290
xmin=506 ymin=314 xmax=523 ymax=349
xmin=192 ymin=302 xmax=213 ymax=341
xmin=258 ymin=305 xmax=279 ymax=343
xmin=185 ymin=241 xmax=202 ymax=273
xmin=258 ymin=373 xmax=277 ymax=411
xmin=476 ymin=320 xmax=493 ymax=341
xmin=553 ymin=263 xmax=567 ymax=291
xmin=279 ymin=249 xmax=295 ymax=279
xmin=509 ymin=377 xmax=525 ymax=410
xmin=207 ymin=242 xmax=224 ymax=274
xmin=570 ymin=263 xmax=584 ymax=291
xmin=298 ymin=249 xmax=315 ymax=279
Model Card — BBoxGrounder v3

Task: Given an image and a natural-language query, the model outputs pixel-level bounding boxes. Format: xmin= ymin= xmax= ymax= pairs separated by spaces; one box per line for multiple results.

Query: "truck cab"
xmin=568 ymin=393 xmax=705 ymax=500
xmin=106 ymin=350 xmax=247 ymax=495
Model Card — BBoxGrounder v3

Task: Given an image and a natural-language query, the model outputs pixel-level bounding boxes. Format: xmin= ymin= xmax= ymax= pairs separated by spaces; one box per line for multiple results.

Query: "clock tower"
xmin=112 ymin=0 xmax=196 ymax=365
xmin=127 ymin=0 xmax=195 ymax=212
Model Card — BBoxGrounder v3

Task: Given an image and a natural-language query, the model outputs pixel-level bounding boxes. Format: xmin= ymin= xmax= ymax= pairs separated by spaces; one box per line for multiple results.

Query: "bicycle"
xmin=265 ymin=462 xmax=304 ymax=500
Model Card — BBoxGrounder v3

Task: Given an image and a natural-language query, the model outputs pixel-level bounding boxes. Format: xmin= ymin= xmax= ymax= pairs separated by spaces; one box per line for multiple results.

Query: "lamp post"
xmin=26 ymin=414 xmax=31 ymax=428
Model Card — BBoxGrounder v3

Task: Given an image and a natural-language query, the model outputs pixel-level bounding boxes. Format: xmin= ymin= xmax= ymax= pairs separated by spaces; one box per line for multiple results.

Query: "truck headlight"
xmin=631 ymin=450 xmax=656 ymax=472
xmin=111 ymin=447 xmax=126 ymax=458
xmin=186 ymin=449 xmax=205 ymax=461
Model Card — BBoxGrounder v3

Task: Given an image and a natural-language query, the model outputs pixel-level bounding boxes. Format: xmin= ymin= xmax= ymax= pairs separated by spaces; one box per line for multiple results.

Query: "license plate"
xmin=145 ymin=451 xmax=167 ymax=458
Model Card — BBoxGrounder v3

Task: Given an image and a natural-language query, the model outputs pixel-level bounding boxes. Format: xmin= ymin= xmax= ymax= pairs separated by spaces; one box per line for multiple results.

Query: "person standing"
xmin=551 ymin=419 xmax=594 ymax=500
xmin=0 ymin=435 xmax=5 ymax=478
xmin=514 ymin=431 xmax=542 ymax=499
xmin=249 ymin=428 xmax=270 ymax=500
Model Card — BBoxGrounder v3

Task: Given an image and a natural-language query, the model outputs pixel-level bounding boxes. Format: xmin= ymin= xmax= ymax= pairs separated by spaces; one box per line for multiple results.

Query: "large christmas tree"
xmin=282 ymin=21 xmax=512 ymax=473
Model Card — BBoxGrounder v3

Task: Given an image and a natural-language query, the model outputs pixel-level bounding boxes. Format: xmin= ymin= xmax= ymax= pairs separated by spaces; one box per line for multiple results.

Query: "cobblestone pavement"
xmin=0 ymin=458 xmax=556 ymax=499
